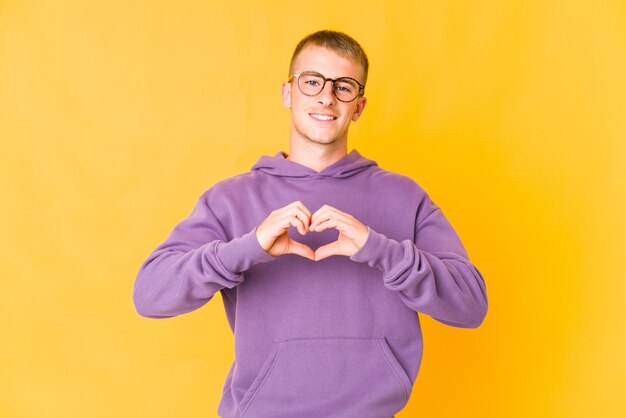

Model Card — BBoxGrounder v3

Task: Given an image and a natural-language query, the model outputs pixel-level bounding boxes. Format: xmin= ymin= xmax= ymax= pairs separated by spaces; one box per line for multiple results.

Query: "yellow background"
xmin=1 ymin=1 xmax=625 ymax=417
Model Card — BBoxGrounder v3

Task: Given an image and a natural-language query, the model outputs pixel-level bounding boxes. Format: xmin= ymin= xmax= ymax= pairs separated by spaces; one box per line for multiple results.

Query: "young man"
xmin=133 ymin=30 xmax=488 ymax=418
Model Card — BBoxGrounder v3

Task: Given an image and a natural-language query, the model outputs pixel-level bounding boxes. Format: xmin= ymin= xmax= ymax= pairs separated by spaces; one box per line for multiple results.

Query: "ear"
xmin=281 ymin=82 xmax=292 ymax=109
xmin=351 ymin=96 xmax=367 ymax=121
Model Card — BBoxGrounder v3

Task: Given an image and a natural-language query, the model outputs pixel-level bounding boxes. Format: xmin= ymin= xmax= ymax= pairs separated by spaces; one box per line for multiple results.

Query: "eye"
xmin=300 ymin=72 xmax=324 ymax=87
xmin=335 ymin=81 xmax=355 ymax=94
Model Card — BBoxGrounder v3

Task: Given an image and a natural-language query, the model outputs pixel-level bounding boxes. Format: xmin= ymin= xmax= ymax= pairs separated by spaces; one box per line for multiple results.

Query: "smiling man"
xmin=133 ymin=30 xmax=488 ymax=418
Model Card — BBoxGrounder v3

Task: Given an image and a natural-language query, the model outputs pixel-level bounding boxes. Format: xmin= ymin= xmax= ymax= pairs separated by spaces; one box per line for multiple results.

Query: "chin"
xmin=294 ymin=125 xmax=343 ymax=145
xmin=307 ymin=131 xmax=342 ymax=144
xmin=309 ymin=136 xmax=337 ymax=145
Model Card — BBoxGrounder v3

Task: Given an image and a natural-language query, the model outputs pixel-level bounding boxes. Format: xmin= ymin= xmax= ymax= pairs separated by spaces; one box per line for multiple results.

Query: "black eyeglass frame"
xmin=288 ymin=71 xmax=366 ymax=102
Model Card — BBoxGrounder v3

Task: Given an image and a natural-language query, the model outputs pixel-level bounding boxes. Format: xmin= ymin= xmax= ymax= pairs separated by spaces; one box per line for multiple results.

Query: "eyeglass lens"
xmin=298 ymin=72 xmax=360 ymax=102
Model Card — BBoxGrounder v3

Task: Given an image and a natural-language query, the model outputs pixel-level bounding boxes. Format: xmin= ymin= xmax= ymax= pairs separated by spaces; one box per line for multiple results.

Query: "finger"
xmin=287 ymin=215 xmax=307 ymax=235
xmin=272 ymin=213 xmax=304 ymax=236
xmin=274 ymin=206 xmax=311 ymax=234
xmin=293 ymin=209 xmax=312 ymax=233
xmin=312 ymin=218 xmax=367 ymax=247
xmin=311 ymin=212 xmax=351 ymax=232
xmin=281 ymin=200 xmax=313 ymax=221
xmin=314 ymin=240 xmax=344 ymax=261
xmin=311 ymin=204 xmax=351 ymax=225
xmin=287 ymin=239 xmax=315 ymax=260
xmin=295 ymin=201 xmax=314 ymax=220
xmin=310 ymin=205 xmax=331 ymax=226
xmin=311 ymin=218 xmax=339 ymax=233
xmin=312 ymin=206 xmax=354 ymax=228
xmin=310 ymin=207 xmax=332 ymax=229
xmin=276 ymin=204 xmax=312 ymax=233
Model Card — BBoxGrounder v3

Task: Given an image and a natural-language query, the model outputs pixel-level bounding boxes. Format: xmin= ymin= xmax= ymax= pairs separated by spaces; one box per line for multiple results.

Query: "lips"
xmin=309 ymin=113 xmax=337 ymax=121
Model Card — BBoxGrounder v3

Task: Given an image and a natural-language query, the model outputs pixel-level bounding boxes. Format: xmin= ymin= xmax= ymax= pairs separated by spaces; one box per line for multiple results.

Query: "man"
xmin=133 ymin=30 xmax=488 ymax=418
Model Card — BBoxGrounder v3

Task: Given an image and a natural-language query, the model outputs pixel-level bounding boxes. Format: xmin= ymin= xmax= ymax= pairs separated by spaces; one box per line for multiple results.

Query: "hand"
xmin=256 ymin=201 xmax=315 ymax=260
xmin=309 ymin=204 xmax=369 ymax=261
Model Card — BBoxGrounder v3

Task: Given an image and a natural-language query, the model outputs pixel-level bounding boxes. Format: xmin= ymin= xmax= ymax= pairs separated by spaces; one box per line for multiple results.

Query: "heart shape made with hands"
xmin=279 ymin=204 xmax=370 ymax=262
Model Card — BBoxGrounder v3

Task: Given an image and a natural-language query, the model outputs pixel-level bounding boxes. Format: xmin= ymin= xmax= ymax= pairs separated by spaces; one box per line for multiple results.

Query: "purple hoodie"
xmin=133 ymin=149 xmax=488 ymax=418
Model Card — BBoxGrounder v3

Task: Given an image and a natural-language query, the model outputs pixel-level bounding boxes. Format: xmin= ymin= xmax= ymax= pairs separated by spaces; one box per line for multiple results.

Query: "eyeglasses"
xmin=288 ymin=71 xmax=365 ymax=102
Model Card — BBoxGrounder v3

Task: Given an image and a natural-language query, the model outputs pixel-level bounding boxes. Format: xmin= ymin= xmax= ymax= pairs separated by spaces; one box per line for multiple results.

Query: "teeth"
xmin=310 ymin=114 xmax=336 ymax=121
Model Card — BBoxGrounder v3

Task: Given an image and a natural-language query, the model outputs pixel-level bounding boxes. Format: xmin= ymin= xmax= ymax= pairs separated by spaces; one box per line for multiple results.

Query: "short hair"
xmin=289 ymin=30 xmax=369 ymax=85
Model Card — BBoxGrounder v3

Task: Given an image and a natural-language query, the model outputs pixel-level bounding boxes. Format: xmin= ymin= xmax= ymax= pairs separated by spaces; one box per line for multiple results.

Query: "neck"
xmin=286 ymin=141 xmax=348 ymax=173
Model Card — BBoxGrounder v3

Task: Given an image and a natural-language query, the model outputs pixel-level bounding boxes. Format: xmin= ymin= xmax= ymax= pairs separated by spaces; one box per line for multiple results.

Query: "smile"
xmin=309 ymin=113 xmax=337 ymax=121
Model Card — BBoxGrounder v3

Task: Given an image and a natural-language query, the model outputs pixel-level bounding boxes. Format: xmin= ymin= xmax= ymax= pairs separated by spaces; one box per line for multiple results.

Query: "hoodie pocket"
xmin=239 ymin=337 xmax=412 ymax=418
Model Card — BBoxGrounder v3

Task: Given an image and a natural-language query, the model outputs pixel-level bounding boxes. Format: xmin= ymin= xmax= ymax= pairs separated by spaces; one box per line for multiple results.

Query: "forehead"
xmin=292 ymin=45 xmax=364 ymax=82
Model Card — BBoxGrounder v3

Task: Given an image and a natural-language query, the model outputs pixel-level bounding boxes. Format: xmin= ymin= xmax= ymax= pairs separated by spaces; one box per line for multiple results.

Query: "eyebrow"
xmin=299 ymin=71 xmax=364 ymax=85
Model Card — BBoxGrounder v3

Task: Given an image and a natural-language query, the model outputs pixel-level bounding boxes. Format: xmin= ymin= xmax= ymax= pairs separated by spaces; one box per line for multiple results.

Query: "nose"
xmin=317 ymin=80 xmax=336 ymax=106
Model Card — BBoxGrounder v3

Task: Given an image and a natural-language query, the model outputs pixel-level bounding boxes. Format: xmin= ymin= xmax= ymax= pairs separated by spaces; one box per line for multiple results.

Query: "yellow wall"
xmin=1 ymin=1 xmax=625 ymax=417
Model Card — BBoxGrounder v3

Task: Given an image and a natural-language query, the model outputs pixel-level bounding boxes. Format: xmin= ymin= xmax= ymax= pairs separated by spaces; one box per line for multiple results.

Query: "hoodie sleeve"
xmin=349 ymin=200 xmax=488 ymax=329
xmin=133 ymin=194 xmax=276 ymax=318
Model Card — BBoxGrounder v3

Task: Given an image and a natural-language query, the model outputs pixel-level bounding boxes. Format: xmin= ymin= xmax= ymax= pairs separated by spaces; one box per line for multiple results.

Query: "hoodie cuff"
xmin=349 ymin=226 xmax=407 ymax=274
xmin=216 ymin=227 xmax=276 ymax=275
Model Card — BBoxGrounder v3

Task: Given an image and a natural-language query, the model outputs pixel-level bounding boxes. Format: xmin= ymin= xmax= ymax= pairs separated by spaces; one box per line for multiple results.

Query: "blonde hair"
xmin=289 ymin=30 xmax=369 ymax=85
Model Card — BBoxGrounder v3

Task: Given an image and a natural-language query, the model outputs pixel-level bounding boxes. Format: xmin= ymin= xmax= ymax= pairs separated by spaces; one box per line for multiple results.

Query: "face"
xmin=282 ymin=45 xmax=367 ymax=147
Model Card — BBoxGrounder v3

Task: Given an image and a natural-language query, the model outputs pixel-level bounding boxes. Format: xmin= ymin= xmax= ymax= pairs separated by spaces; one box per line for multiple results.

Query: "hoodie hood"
xmin=251 ymin=149 xmax=378 ymax=179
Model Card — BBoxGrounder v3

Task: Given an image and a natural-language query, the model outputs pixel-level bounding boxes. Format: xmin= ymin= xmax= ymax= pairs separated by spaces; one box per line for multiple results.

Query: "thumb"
xmin=314 ymin=240 xmax=343 ymax=261
xmin=286 ymin=239 xmax=315 ymax=261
